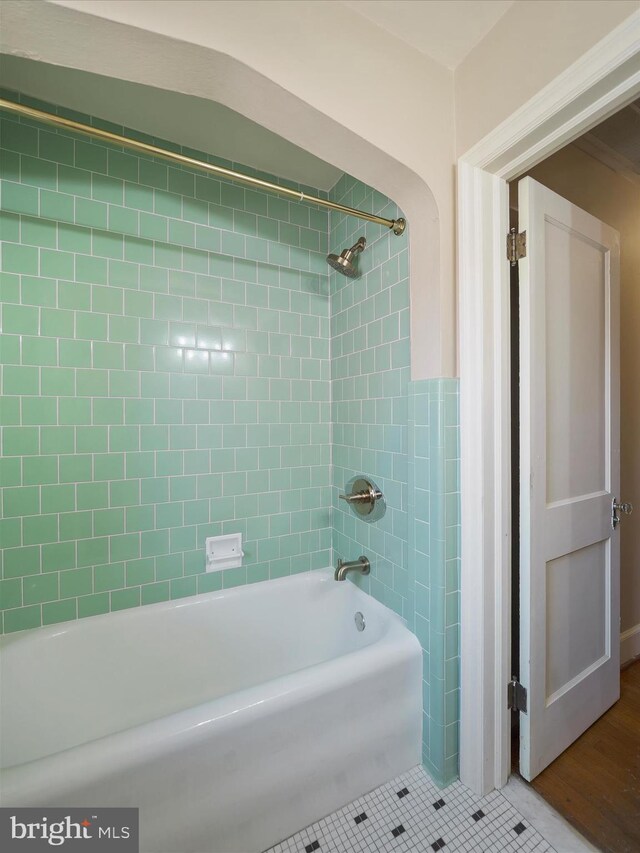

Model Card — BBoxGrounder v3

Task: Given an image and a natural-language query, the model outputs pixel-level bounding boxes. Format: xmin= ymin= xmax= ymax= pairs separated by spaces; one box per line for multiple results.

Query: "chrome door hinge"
xmin=507 ymin=228 xmax=526 ymax=266
xmin=507 ymin=678 xmax=527 ymax=713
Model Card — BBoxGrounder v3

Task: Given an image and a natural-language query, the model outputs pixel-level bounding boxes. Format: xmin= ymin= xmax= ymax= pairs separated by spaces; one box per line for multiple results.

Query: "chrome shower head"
xmin=327 ymin=236 xmax=367 ymax=279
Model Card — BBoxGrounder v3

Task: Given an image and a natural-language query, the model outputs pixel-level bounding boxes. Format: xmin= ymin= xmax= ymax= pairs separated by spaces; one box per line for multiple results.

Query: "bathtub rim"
xmin=0 ymin=567 xmax=405 ymax=646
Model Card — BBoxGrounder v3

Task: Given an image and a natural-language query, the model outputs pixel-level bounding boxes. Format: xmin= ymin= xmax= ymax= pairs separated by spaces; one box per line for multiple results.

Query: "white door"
xmin=518 ymin=177 xmax=621 ymax=781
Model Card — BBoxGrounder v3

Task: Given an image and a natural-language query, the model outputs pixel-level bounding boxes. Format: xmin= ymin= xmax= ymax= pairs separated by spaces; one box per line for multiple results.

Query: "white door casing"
xmin=517 ymin=177 xmax=620 ymax=781
xmin=458 ymin=11 xmax=640 ymax=795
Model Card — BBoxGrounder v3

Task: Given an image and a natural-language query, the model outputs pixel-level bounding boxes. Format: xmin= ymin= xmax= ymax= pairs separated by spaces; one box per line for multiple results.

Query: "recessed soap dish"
xmin=205 ymin=533 xmax=244 ymax=572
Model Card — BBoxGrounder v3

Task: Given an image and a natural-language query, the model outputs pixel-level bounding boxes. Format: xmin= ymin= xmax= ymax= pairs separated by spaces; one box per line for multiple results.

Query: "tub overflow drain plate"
xmin=354 ymin=611 xmax=366 ymax=632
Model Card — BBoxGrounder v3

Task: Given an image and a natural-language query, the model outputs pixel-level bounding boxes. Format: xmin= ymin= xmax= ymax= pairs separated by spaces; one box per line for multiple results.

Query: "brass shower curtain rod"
xmin=0 ymin=99 xmax=406 ymax=236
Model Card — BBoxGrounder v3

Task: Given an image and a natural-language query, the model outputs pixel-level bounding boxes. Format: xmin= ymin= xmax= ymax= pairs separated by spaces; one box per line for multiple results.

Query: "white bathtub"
xmin=0 ymin=570 xmax=422 ymax=853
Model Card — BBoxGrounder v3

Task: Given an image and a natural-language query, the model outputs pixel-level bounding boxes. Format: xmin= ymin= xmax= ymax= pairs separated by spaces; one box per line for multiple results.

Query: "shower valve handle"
xmin=339 ymin=491 xmax=374 ymax=504
xmin=338 ymin=477 xmax=385 ymax=521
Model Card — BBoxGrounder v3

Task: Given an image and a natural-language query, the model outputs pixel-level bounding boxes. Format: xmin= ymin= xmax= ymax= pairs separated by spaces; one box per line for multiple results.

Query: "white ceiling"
xmin=341 ymin=0 xmax=516 ymax=70
xmin=0 ymin=1 xmax=519 ymax=188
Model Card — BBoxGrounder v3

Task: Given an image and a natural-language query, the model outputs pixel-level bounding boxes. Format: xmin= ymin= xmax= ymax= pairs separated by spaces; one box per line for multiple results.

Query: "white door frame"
xmin=458 ymin=11 xmax=640 ymax=796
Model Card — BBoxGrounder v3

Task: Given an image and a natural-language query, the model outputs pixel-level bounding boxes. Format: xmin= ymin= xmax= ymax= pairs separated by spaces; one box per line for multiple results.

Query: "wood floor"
xmin=522 ymin=661 xmax=640 ymax=853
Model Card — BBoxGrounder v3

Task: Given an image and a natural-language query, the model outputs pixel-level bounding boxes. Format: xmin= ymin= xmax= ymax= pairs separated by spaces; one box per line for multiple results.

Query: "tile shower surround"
xmin=0 ymin=92 xmax=332 ymax=633
xmin=328 ymin=177 xmax=460 ymax=785
xmin=329 ymin=174 xmax=411 ymax=622
xmin=0 ymin=93 xmax=461 ymax=784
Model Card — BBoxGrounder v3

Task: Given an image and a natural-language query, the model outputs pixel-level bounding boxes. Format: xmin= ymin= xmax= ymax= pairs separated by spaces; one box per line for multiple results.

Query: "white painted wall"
xmin=455 ymin=0 xmax=640 ymax=156
xmin=520 ymin=146 xmax=640 ymax=658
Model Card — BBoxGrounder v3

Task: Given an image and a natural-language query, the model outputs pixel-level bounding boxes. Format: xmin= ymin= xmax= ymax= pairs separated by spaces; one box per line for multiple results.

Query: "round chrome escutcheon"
xmin=354 ymin=611 xmax=366 ymax=632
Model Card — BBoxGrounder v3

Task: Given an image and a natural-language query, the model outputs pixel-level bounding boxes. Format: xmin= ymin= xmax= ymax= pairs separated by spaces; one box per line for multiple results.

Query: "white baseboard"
xmin=620 ymin=623 xmax=640 ymax=666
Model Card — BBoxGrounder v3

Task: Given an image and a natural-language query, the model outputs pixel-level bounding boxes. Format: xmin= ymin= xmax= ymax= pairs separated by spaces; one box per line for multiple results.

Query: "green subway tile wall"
xmin=0 ymin=92 xmax=332 ymax=633
xmin=329 ymin=175 xmax=411 ymax=620
xmin=328 ymin=178 xmax=461 ymax=784
xmin=409 ymin=379 xmax=460 ymax=786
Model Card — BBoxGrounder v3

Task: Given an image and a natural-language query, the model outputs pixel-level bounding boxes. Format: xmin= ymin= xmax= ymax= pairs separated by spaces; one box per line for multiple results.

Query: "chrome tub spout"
xmin=334 ymin=555 xmax=371 ymax=581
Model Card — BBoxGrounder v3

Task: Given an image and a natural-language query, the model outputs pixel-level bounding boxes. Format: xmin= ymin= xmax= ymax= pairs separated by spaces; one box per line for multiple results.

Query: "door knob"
xmin=612 ymin=498 xmax=633 ymax=529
